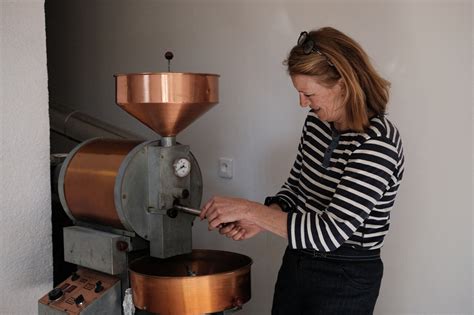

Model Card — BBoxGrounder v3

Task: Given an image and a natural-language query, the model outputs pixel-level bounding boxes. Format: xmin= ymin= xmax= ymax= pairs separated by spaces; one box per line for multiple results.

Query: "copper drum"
xmin=115 ymin=72 xmax=219 ymax=137
xmin=129 ymin=250 xmax=252 ymax=315
xmin=59 ymin=138 xmax=141 ymax=229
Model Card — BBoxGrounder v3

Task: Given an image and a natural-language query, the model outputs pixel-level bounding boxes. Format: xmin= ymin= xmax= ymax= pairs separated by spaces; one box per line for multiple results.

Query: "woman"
xmin=200 ymin=27 xmax=405 ymax=314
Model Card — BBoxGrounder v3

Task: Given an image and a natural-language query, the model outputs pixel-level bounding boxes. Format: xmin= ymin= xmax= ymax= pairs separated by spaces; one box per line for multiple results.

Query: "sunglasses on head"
xmin=297 ymin=31 xmax=335 ymax=67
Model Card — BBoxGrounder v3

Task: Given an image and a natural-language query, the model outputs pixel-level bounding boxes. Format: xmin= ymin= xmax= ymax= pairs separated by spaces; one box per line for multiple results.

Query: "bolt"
xmin=116 ymin=241 xmax=128 ymax=252
xmin=182 ymin=189 xmax=189 ymax=199
xmin=233 ymin=297 xmax=243 ymax=309
xmin=167 ymin=208 xmax=178 ymax=218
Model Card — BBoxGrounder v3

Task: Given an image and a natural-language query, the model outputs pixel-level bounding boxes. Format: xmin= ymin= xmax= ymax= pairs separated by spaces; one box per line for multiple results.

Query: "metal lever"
xmin=173 ymin=204 xmax=201 ymax=216
xmin=169 ymin=205 xmax=229 ymax=229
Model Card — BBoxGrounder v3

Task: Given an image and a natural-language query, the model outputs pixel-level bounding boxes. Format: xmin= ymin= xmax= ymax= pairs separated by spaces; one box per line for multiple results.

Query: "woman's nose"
xmin=299 ymin=94 xmax=310 ymax=107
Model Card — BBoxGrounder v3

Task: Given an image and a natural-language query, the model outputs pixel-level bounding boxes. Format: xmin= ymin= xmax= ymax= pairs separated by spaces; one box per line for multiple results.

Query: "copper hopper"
xmin=115 ymin=72 xmax=219 ymax=137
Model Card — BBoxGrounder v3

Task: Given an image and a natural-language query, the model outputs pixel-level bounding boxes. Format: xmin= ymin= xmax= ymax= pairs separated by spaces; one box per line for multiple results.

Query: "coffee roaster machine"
xmin=38 ymin=70 xmax=252 ymax=315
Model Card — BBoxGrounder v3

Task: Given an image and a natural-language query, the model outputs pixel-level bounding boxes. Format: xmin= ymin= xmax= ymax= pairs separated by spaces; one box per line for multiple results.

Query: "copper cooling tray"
xmin=129 ymin=249 xmax=252 ymax=315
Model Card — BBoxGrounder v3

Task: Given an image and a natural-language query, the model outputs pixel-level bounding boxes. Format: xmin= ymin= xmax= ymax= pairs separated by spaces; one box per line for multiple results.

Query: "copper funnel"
xmin=115 ymin=72 xmax=219 ymax=137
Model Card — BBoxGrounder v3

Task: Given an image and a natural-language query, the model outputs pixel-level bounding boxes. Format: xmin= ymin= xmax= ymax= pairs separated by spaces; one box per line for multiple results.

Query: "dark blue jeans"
xmin=272 ymin=246 xmax=383 ymax=315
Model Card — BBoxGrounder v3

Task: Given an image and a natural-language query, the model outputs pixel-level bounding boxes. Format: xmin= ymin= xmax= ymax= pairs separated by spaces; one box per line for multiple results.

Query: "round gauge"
xmin=173 ymin=158 xmax=191 ymax=178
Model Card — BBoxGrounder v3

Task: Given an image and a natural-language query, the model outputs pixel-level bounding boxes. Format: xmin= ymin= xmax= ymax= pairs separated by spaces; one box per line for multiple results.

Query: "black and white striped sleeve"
xmin=274 ymin=123 xmax=307 ymax=210
xmin=288 ymin=137 xmax=401 ymax=251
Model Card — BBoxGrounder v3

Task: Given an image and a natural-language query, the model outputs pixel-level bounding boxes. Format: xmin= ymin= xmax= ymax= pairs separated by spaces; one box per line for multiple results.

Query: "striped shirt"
xmin=276 ymin=110 xmax=405 ymax=252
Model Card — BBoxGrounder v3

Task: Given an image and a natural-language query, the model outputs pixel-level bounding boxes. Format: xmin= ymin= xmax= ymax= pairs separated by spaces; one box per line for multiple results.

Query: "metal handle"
xmin=170 ymin=205 xmax=229 ymax=229
xmin=173 ymin=205 xmax=201 ymax=216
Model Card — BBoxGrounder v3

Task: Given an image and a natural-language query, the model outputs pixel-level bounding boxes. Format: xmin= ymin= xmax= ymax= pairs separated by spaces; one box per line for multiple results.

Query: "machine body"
xmin=39 ymin=71 xmax=252 ymax=315
xmin=58 ymin=138 xmax=202 ymax=259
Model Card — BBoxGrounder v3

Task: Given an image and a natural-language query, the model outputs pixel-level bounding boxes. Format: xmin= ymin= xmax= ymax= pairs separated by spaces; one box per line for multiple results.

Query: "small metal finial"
xmin=165 ymin=51 xmax=174 ymax=72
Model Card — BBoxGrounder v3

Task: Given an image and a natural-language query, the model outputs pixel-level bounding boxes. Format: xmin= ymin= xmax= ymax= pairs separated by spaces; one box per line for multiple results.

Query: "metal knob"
xmin=48 ymin=288 xmax=63 ymax=301
xmin=74 ymin=294 xmax=85 ymax=306
xmin=94 ymin=281 xmax=104 ymax=293
xmin=71 ymin=271 xmax=80 ymax=281
xmin=165 ymin=51 xmax=174 ymax=72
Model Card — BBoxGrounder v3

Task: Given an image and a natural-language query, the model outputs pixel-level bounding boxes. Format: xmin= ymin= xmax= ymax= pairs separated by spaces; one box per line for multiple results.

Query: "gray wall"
xmin=46 ymin=1 xmax=473 ymax=314
xmin=0 ymin=1 xmax=52 ymax=314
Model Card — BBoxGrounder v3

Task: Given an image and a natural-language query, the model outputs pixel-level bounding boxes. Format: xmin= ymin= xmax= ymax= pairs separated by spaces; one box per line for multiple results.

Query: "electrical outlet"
xmin=218 ymin=158 xmax=233 ymax=179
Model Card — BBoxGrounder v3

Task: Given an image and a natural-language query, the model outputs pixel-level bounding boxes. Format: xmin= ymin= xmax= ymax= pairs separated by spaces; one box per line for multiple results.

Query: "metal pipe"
xmin=160 ymin=136 xmax=176 ymax=147
xmin=50 ymin=104 xmax=142 ymax=142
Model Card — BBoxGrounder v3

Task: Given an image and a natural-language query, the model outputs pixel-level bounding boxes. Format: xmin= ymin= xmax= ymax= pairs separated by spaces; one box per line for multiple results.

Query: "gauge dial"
xmin=173 ymin=158 xmax=191 ymax=178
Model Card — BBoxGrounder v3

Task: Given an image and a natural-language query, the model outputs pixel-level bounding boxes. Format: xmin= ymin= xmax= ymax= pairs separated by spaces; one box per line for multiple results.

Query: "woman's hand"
xmin=200 ymin=196 xmax=263 ymax=239
xmin=218 ymin=220 xmax=263 ymax=240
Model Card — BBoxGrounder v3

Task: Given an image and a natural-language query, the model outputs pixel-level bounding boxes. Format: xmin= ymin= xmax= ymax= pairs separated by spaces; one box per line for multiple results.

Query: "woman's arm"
xmin=199 ymin=115 xmax=309 ymax=241
xmin=200 ymin=197 xmax=288 ymax=239
xmin=247 ymin=203 xmax=288 ymax=238
xmin=201 ymin=137 xmax=403 ymax=249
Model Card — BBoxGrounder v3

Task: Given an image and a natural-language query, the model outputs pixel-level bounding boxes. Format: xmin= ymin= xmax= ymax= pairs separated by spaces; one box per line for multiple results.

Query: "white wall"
xmin=47 ymin=1 xmax=472 ymax=314
xmin=0 ymin=1 xmax=52 ymax=314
